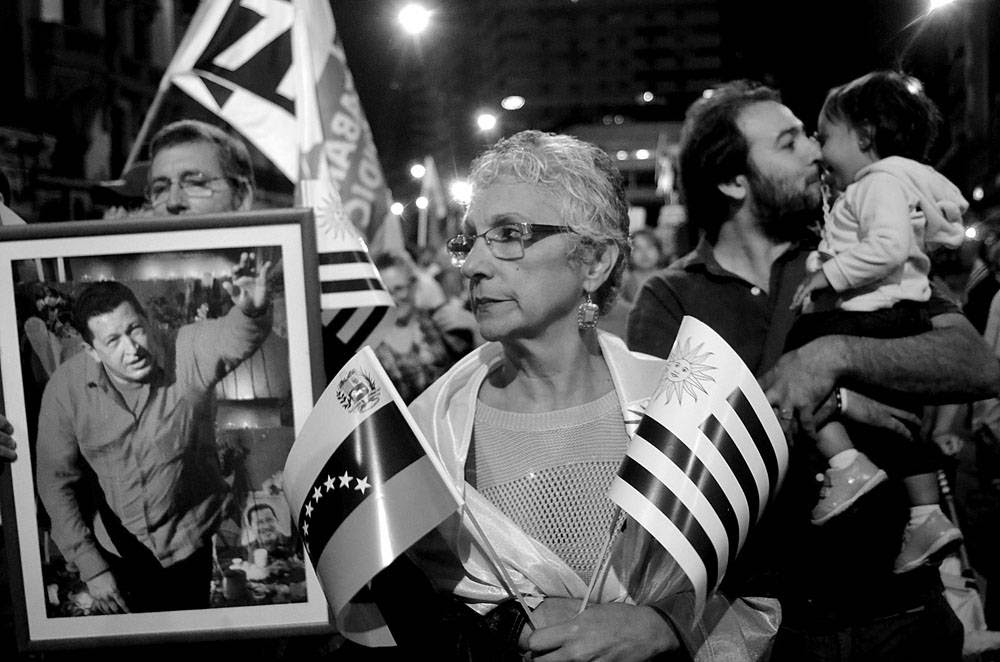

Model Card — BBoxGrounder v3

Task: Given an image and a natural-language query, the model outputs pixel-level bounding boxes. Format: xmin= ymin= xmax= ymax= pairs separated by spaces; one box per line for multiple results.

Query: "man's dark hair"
xmin=678 ymin=81 xmax=781 ymax=244
xmin=245 ymin=502 xmax=278 ymax=527
xmin=373 ymin=251 xmax=412 ymax=274
xmin=149 ymin=119 xmax=256 ymax=191
xmin=71 ymin=281 xmax=147 ymax=344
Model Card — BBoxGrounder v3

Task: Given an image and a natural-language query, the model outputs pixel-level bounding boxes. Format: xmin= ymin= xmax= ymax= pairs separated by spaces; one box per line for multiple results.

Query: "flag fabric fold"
xmin=290 ymin=0 xmax=392 ymax=356
xmin=417 ymin=155 xmax=448 ymax=248
xmin=127 ymin=0 xmax=393 ymax=358
xmin=283 ymin=346 xmax=462 ymax=646
xmin=607 ymin=315 xmax=787 ymax=625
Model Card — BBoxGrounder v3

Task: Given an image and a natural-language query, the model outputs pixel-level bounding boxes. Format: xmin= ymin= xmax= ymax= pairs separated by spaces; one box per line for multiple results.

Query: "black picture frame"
xmin=0 ymin=209 xmax=332 ymax=650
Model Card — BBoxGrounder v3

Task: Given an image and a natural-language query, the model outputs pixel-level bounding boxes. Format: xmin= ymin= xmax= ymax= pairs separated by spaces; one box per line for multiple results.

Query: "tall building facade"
xmin=422 ymin=0 xmax=725 ymax=229
xmin=0 ymin=0 xmax=186 ymax=222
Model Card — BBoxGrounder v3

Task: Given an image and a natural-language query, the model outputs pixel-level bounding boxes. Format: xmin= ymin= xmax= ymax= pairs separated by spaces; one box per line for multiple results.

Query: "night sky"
xmin=331 ymin=1 xmax=971 ymax=187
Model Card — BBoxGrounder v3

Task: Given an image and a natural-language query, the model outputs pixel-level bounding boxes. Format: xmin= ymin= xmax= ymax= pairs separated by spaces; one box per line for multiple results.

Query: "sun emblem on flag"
xmin=660 ymin=337 xmax=716 ymax=404
xmin=314 ymin=186 xmax=357 ymax=242
xmin=336 ymin=369 xmax=382 ymax=413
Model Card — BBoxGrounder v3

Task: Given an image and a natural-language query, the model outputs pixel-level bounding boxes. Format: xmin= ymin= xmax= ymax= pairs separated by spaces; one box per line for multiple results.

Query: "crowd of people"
xmin=2 ymin=67 xmax=1000 ymax=662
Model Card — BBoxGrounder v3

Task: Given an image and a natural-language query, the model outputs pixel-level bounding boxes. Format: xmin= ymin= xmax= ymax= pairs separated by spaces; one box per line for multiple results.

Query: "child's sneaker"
xmin=811 ymin=453 xmax=887 ymax=525
xmin=893 ymin=510 xmax=963 ymax=574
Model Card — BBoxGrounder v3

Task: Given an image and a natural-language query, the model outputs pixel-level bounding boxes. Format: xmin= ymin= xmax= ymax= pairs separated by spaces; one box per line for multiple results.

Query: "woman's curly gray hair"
xmin=467 ymin=130 xmax=630 ymax=313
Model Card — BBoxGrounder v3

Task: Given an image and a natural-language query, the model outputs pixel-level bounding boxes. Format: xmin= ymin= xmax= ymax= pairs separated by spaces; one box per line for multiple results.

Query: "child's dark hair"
xmin=820 ymin=70 xmax=941 ymax=162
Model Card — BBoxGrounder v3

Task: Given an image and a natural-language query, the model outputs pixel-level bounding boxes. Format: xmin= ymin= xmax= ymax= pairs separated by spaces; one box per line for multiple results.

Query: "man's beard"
xmin=746 ymin=162 xmax=821 ymax=242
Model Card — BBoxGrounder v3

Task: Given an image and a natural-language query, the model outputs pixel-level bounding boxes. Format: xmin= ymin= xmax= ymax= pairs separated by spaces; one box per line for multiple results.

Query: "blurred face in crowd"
xmin=83 ymin=301 xmax=157 ymax=384
xmin=148 ymin=140 xmax=246 ymax=216
xmin=738 ymin=101 xmax=824 ymax=239
xmin=381 ymin=264 xmax=417 ymax=322
xmin=630 ymin=233 xmax=662 ymax=271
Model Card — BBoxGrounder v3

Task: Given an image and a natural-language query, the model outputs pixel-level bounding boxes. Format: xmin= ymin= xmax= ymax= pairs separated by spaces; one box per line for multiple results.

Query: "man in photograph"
xmin=243 ymin=502 xmax=296 ymax=561
xmin=35 ymin=253 xmax=272 ymax=614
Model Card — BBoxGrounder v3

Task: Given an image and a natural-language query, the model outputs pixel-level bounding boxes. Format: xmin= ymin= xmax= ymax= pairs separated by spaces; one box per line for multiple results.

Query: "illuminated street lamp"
xmin=390 ymin=201 xmax=405 ymax=216
xmin=928 ymin=0 xmax=956 ymax=11
xmin=449 ymin=179 xmax=472 ymax=206
xmin=501 ymin=95 xmax=525 ymax=111
xmin=398 ymin=3 xmax=432 ymax=35
xmin=410 ymin=163 xmax=426 ymax=179
xmin=415 ymin=195 xmax=429 ymax=210
xmin=476 ymin=112 xmax=498 ymax=133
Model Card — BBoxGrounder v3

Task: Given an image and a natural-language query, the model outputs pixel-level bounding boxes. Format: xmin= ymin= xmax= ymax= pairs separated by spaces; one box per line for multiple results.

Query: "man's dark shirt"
xmin=964 ymin=270 xmax=999 ymax=334
xmin=627 ymin=238 xmax=951 ymax=627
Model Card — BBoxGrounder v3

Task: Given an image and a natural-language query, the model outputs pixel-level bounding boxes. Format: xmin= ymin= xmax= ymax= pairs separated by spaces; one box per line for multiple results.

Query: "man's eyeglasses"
xmin=446 ymin=222 xmax=569 ymax=267
xmin=146 ymin=173 xmax=232 ymax=206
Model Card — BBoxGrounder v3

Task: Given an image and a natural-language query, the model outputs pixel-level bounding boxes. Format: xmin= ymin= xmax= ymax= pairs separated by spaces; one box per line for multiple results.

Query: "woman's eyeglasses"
xmin=446 ymin=222 xmax=568 ymax=267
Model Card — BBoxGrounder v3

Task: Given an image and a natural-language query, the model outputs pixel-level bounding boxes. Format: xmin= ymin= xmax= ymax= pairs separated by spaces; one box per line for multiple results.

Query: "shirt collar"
xmin=83 ymin=354 xmax=162 ymax=392
xmin=684 ymin=235 xmax=812 ymax=279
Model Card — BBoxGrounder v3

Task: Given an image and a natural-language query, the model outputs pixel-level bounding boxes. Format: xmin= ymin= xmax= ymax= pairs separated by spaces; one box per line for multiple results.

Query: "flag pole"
xmin=463 ymin=506 xmax=540 ymax=630
xmin=122 ymin=83 xmax=170 ymax=174
xmin=123 ymin=0 xmax=224 ymax=175
xmin=578 ymin=506 xmax=625 ymax=614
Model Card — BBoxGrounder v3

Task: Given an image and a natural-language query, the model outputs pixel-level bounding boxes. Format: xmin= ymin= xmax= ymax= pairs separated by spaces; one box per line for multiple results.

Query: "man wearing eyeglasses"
xmin=145 ymin=119 xmax=255 ymax=216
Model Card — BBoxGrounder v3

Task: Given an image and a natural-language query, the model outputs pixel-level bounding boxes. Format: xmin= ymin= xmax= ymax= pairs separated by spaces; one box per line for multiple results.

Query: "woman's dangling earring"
xmin=577 ymin=291 xmax=600 ymax=329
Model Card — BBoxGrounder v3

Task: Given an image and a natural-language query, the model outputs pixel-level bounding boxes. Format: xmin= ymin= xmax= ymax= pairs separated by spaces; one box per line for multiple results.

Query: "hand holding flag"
xmin=283 ymin=347 xmax=462 ymax=646
xmin=602 ymin=316 xmax=787 ymax=628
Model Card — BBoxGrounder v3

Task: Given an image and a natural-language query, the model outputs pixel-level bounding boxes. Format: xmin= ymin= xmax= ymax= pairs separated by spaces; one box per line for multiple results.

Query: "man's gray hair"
xmin=149 ymin=119 xmax=255 ymax=190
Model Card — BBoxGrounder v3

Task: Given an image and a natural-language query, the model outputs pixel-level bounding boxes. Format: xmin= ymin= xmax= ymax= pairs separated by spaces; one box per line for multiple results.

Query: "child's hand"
xmin=792 ymin=270 xmax=830 ymax=311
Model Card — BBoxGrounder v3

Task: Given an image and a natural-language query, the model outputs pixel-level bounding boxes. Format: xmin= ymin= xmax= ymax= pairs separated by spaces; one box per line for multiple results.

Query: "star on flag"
xmin=283 ymin=346 xmax=463 ymax=648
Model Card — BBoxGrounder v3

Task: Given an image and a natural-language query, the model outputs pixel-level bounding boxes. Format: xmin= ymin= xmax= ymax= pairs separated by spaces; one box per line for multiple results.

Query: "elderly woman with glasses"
xmin=403 ymin=131 xmax=689 ymax=661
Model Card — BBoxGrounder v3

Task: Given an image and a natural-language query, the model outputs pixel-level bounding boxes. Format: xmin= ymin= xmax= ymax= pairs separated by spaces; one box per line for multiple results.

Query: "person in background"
xmin=964 ymin=212 xmax=1000 ymax=334
xmin=372 ymin=252 xmax=477 ymax=403
xmin=620 ymin=227 xmax=667 ymax=303
xmin=627 ymin=79 xmax=996 ymax=661
xmin=410 ymin=244 xmax=449 ymax=311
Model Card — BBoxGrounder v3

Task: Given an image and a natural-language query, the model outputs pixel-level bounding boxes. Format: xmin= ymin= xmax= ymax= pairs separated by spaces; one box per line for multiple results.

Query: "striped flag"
xmin=290 ymin=0 xmax=392 ymax=357
xmin=608 ymin=315 xmax=787 ymax=623
xmin=125 ymin=0 xmax=393 ymax=358
xmin=283 ymin=346 xmax=462 ymax=646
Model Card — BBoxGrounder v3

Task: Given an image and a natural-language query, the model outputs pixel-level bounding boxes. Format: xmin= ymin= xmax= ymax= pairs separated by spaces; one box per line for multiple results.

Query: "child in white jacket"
xmin=789 ymin=70 xmax=966 ymax=573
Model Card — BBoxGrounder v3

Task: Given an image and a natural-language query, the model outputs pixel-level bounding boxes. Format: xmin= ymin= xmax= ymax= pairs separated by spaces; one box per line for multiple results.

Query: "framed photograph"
xmin=0 ymin=209 xmax=332 ymax=649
